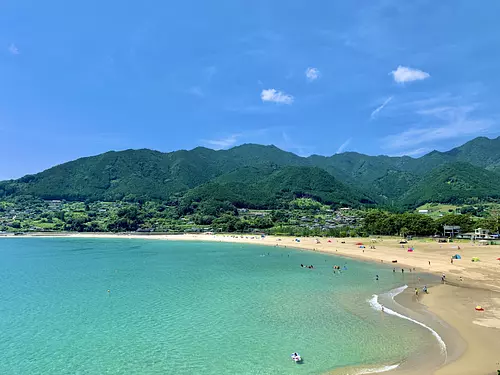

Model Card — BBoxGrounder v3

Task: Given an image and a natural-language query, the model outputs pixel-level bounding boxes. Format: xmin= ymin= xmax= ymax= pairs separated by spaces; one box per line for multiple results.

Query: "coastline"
xmin=4 ymin=232 xmax=500 ymax=374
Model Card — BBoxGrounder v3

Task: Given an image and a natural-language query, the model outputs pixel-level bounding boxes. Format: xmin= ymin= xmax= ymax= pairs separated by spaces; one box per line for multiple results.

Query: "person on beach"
xmin=428 ymin=261 xmax=431 ymax=266
xmin=415 ymin=288 xmax=419 ymax=297
xmin=423 ymin=285 xmax=428 ymax=294
xmin=451 ymin=257 xmax=454 ymax=264
xmin=381 ymin=305 xmax=385 ymax=312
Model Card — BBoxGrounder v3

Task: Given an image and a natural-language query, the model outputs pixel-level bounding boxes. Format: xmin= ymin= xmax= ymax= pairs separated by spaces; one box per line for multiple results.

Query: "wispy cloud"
xmin=261 ymin=89 xmax=294 ymax=105
xmin=336 ymin=138 xmax=352 ymax=154
xmin=204 ymin=66 xmax=217 ymax=82
xmin=305 ymin=67 xmax=320 ymax=82
xmin=394 ymin=147 xmax=430 ymax=157
xmin=8 ymin=43 xmax=19 ymax=55
xmin=203 ymin=134 xmax=240 ymax=149
xmin=279 ymin=131 xmax=314 ymax=156
xmin=370 ymin=96 xmax=393 ymax=119
xmin=187 ymin=86 xmax=204 ymax=97
xmin=383 ymin=105 xmax=493 ymax=150
xmin=391 ymin=66 xmax=430 ymax=83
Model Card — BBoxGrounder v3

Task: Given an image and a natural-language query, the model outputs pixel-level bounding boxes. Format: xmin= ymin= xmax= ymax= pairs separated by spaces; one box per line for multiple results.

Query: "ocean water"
xmin=0 ymin=238 xmax=436 ymax=375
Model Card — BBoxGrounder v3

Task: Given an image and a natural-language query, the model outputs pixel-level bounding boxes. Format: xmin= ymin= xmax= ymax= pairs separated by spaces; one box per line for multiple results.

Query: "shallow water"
xmin=0 ymin=238 xmax=434 ymax=374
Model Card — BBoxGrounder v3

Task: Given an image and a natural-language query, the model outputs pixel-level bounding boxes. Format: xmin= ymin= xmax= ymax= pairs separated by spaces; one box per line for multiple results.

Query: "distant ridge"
xmin=1 ymin=136 xmax=500 ymax=208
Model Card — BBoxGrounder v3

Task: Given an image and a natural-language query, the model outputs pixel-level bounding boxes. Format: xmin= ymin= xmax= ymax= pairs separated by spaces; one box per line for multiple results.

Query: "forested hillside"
xmin=1 ymin=136 xmax=500 ymax=209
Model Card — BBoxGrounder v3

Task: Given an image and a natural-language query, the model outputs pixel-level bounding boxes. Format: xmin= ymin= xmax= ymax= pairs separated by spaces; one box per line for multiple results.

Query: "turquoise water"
xmin=0 ymin=238 xmax=431 ymax=374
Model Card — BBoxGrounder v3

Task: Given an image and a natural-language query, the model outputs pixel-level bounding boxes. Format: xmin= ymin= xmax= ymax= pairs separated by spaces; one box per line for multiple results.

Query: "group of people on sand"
xmin=300 ymin=264 xmax=314 ymax=269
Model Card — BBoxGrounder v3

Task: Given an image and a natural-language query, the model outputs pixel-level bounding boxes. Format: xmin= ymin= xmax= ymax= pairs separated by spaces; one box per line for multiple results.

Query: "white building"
xmin=474 ymin=228 xmax=490 ymax=239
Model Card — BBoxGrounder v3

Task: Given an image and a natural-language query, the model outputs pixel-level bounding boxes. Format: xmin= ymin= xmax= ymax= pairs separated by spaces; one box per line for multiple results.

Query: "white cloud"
xmin=383 ymin=106 xmax=493 ymax=150
xmin=261 ymin=89 xmax=294 ymax=105
xmin=8 ymin=43 xmax=19 ymax=55
xmin=336 ymin=138 xmax=352 ymax=154
xmin=391 ymin=66 xmax=430 ymax=83
xmin=305 ymin=67 xmax=320 ymax=81
xmin=370 ymin=96 xmax=393 ymax=119
xmin=187 ymin=86 xmax=204 ymax=97
xmin=203 ymin=134 xmax=240 ymax=149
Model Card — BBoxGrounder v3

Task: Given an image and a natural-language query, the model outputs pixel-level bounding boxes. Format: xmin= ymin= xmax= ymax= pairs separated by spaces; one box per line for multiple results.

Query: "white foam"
xmin=357 ymin=364 xmax=400 ymax=374
xmin=368 ymin=286 xmax=447 ymax=358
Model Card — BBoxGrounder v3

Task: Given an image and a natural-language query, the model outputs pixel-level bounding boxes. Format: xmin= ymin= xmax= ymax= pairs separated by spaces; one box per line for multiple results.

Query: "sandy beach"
xmin=5 ymin=232 xmax=500 ymax=374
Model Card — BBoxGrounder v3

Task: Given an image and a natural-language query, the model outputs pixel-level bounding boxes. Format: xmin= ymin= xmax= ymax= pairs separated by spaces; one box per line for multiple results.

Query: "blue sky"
xmin=1 ymin=0 xmax=500 ymax=179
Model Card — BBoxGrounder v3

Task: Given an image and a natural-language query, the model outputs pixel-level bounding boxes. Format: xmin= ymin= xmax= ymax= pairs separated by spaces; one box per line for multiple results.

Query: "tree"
xmin=400 ymin=227 xmax=409 ymax=237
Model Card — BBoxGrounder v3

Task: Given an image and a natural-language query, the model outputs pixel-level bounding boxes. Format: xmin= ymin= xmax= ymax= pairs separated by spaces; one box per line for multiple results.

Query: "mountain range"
xmin=1 ymin=136 xmax=500 ymax=210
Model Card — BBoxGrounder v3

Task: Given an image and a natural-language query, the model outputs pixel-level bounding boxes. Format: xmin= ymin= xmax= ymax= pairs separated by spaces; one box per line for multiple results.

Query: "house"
xmin=474 ymin=228 xmax=490 ymax=239
xmin=443 ymin=225 xmax=461 ymax=237
xmin=418 ymin=209 xmax=429 ymax=214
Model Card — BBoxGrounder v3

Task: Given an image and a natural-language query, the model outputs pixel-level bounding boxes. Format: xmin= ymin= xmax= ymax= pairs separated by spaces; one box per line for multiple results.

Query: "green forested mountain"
xmin=181 ymin=166 xmax=374 ymax=210
xmin=400 ymin=162 xmax=500 ymax=208
xmin=1 ymin=136 xmax=500 ymax=209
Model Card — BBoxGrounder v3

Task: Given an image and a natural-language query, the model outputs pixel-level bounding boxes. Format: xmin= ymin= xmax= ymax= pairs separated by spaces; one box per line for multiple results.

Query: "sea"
xmin=0 ymin=238 xmax=442 ymax=375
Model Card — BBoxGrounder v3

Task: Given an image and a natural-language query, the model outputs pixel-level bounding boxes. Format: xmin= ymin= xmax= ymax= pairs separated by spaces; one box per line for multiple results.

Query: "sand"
xmin=6 ymin=232 xmax=500 ymax=374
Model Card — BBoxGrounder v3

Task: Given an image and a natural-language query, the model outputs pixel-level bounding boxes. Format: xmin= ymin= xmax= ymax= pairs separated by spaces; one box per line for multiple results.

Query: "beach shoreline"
xmin=4 ymin=232 xmax=500 ymax=374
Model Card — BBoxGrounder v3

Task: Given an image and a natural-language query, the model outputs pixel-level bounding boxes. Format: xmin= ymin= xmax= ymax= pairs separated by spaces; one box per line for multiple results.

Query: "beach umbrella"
xmin=355 ymin=242 xmax=363 ymax=245
xmin=327 ymin=240 xmax=332 ymax=243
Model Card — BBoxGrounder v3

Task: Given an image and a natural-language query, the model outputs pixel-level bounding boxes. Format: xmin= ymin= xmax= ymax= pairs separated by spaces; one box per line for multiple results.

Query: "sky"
xmin=1 ymin=0 xmax=500 ymax=179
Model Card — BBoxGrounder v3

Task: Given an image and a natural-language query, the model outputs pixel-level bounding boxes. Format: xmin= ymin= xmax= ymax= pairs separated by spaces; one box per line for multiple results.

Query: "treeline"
xmin=363 ymin=210 xmax=498 ymax=236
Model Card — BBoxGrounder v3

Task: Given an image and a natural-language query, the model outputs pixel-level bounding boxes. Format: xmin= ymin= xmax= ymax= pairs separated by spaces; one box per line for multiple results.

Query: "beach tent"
xmin=355 ymin=242 xmax=363 ymax=245
xmin=452 ymin=254 xmax=462 ymax=259
xmin=295 ymin=239 xmax=301 ymax=242
xmin=359 ymin=245 xmax=365 ymax=248
xmin=407 ymin=248 xmax=414 ymax=252
xmin=472 ymin=257 xmax=480 ymax=262
xmin=497 ymin=257 xmax=500 ymax=261
xmin=327 ymin=240 xmax=332 ymax=243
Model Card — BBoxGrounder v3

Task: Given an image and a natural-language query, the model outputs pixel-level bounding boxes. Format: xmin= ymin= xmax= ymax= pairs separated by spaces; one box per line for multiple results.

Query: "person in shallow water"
xmin=375 ymin=275 xmax=379 ymax=281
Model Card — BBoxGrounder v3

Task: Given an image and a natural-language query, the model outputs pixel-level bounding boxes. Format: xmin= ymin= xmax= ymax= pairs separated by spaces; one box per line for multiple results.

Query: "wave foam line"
xmin=356 ymin=364 xmax=400 ymax=374
xmin=368 ymin=285 xmax=447 ymax=358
